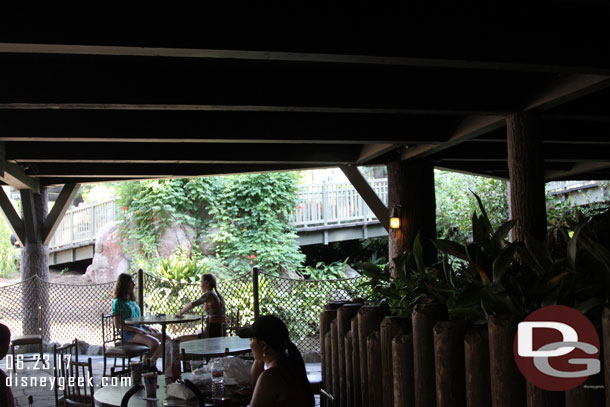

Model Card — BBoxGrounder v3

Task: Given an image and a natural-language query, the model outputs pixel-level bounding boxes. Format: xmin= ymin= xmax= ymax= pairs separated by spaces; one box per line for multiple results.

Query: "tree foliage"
xmin=435 ymin=170 xmax=509 ymax=242
xmin=117 ymin=174 xmax=305 ymax=276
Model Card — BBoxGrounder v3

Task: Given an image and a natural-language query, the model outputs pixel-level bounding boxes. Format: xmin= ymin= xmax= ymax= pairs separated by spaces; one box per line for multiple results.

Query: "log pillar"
xmin=506 ymin=113 xmax=546 ymax=242
xmin=387 ymin=159 xmax=436 ymax=271
xmin=338 ymin=303 xmax=363 ymax=407
xmin=358 ymin=306 xmax=390 ymax=407
xmin=381 ymin=316 xmax=411 ymax=407
xmin=20 ymin=188 xmax=50 ymax=342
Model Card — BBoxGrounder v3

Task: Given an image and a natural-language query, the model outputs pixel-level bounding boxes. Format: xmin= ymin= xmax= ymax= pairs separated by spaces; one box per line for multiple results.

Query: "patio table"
xmin=179 ymin=336 xmax=251 ymax=359
xmin=93 ymin=373 xmax=252 ymax=406
xmin=125 ymin=314 xmax=201 ymax=369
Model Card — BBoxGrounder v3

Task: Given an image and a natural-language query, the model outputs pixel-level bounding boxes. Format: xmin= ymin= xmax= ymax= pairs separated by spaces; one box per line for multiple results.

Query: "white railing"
xmin=291 ymin=178 xmax=388 ymax=228
xmin=49 ymin=199 xmax=121 ymax=249
xmin=546 ymin=180 xmax=601 ymax=195
xmin=48 ymin=178 xmax=389 ymax=250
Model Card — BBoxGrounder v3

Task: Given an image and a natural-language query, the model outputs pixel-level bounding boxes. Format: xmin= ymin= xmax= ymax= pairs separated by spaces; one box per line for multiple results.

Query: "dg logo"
xmin=513 ymin=305 xmax=601 ymax=391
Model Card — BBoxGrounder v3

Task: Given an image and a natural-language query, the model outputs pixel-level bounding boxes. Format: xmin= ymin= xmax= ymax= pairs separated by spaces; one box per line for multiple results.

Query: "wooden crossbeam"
xmin=340 ymin=165 xmax=389 ymax=232
xmin=0 ymin=187 xmax=24 ymax=245
xmin=42 ymin=183 xmax=80 ymax=245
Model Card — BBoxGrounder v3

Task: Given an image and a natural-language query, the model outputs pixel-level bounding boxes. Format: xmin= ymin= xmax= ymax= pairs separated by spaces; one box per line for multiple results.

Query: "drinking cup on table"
xmin=190 ymin=359 xmax=204 ymax=372
xmin=142 ymin=372 xmax=158 ymax=398
xmin=130 ymin=361 xmax=143 ymax=384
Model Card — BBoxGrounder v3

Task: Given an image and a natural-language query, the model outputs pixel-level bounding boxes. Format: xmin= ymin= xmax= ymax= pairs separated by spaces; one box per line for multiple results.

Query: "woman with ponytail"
xmin=237 ymin=315 xmax=315 ymax=407
xmin=178 ymin=273 xmax=226 ymax=338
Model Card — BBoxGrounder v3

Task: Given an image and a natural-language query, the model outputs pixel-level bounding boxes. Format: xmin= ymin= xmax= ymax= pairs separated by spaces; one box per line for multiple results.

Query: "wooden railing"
xmin=48 ymin=178 xmax=389 ymax=250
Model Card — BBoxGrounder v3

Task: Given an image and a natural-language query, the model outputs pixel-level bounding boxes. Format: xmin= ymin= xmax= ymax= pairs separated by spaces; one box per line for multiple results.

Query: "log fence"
xmin=320 ymin=303 xmax=610 ymax=407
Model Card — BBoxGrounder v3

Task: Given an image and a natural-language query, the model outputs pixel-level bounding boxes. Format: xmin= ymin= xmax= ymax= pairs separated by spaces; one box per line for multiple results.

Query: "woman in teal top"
xmin=112 ymin=273 xmax=169 ymax=368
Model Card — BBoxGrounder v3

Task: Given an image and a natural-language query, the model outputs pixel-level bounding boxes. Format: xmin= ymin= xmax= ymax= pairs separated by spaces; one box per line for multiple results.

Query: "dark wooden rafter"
xmin=339 ymin=165 xmax=389 ymax=231
xmin=42 ymin=183 xmax=80 ymax=244
xmin=3 ymin=42 xmax=610 ymax=75
xmin=0 ymin=142 xmax=40 ymax=192
xmin=0 ymin=187 xmax=24 ymax=245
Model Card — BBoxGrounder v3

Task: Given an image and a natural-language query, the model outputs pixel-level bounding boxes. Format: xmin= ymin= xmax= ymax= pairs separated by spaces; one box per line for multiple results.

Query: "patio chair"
xmin=54 ymin=340 xmax=79 ymax=407
xmin=10 ymin=305 xmax=44 ymax=370
xmin=101 ymin=312 xmax=149 ymax=377
xmin=224 ymin=309 xmax=241 ymax=337
xmin=62 ymin=357 xmax=95 ymax=407
xmin=183 ymin=379 xmax=206 ymax=407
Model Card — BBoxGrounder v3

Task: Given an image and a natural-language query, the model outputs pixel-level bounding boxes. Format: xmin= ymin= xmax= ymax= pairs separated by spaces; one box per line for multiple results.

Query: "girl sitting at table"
xmin=112 ymin=273 xmax=170 ymax=368
xmin=177 ymin=273 xmax=226 ymax=339
xmin=237 ymin=315 xmax=314 ymax=407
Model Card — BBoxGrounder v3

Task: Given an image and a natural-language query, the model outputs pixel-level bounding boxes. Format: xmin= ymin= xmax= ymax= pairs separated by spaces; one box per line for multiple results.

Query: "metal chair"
xmin=53 ymin=339 xmax=79 ymax=407
xmin=101 ymin=312 xmax=149 ymax=376
xmin=10 ymin=305 xmax=44 ymax=370
xmin=224 ymin=309 xmax=241 ymax=337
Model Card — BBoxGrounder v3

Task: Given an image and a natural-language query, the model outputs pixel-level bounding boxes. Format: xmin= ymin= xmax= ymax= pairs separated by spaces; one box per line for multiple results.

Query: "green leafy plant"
xmin=301 ymin=258 xmax=348 ymax=280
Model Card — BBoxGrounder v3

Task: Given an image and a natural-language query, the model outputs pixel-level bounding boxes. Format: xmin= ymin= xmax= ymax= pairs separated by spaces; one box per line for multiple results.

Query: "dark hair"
xmin=0 ymin=323 xmax=10 ymax=358
xmin=114 ymin=273 xmax=136 ymax=301
xmin=202 ymin=273 xmax=225 ymax=307
xmin=238 ymin=315 xmax=314 ymax=406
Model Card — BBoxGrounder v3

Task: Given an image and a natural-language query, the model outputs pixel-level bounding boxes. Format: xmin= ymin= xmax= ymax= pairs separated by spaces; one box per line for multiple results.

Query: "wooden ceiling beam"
xmin=7 ymin=142 xmax=360 ymax=165
xmin=0 ymin=143 xmax=40 ymax=193
xmin=524 ymin=74 xmax=610 ymax=111
xmin=1 ymin=42 xmax=608 ymax=74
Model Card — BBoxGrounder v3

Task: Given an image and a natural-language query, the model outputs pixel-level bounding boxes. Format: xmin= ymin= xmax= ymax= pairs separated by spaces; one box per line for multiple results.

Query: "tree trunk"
xmin=506 ymin=113 xmax=546 ymax=242
xmin=20 ymin=188 xmax=50 ymax=341
xmin=387 ymin=160 xmax=436 ymax=274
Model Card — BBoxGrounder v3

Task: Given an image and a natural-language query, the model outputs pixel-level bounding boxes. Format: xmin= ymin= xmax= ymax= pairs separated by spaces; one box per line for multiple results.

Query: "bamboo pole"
xmin=433 ymin=321 xmax=466 ymax=407
xmin=381 ymin=316 xmax=411 ymax=407
xmin=488 ymin=315 xmax=525 ymax=407
xmin=464 ymin=327 xmax=491 ymax=407
xmin=358 ymin=306 xmax=390 ymax=407
xmin=338 ymin=303 xmax=363 ymax=407
xmin=413 ymin=303 xmax=448 ymax=407
xmin=393 ymin=334 xmax=415 ymax=407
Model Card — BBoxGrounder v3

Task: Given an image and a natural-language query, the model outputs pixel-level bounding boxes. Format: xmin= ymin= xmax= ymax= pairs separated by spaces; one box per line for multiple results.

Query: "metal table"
xmin=180 ymin=336 xmax=251 ymax=358
xmin=126 ymin=314 xmax=201 ymax=368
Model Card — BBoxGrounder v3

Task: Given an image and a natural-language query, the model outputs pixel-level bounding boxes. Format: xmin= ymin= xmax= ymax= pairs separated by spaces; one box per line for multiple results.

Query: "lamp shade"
xmin=390 ymin=206 xmax=400 ymax=229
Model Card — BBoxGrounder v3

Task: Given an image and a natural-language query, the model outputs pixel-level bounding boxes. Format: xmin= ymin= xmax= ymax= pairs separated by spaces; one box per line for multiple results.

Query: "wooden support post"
xmin=433 ymin=321 xmax=466 ymax=407
xmin=358 ymin=306 xmax=390 ymax=407
xmin=331 ymin=319 xmax=340 ymax=405
xmin=325 ymin=332 xmax=332 ymax=407
xmin=393 ymin=334 xmax=415 ymax=407
xmin=252 ymin=266 xmax=260 ymax=318
xmin=488 ymin=315 xmax=525 ymax=407
xmin=19 ymin=188 xmax=50 ymax=341
xmin=464 ymin=328 xmax=491 ymax=407
xmin=345 ymin=331 xmax=355 ymax=407
xmin=387 ymin=159 xmax=436 ymax=272
xmin=321 ymin=303 xmax=342 ymax=406
xmin=381 ymin=316 xmax=411 ymax=407
xmin=367 ymin=331 xmax=383 ymax=407
xmin=338 ymin=304 xmax=362 ymax=407
xmin=351 ymin=316 xmax=362 ymax=407
xmin=602 ymin=307 xmax=610 ymax=407
xmin=506 ymin=112 xmax=546 ymax=242
xmin=413 ymin=303 xmax=448 ymax=407
xmin=527 ymin=383 xmax=565 ymax=407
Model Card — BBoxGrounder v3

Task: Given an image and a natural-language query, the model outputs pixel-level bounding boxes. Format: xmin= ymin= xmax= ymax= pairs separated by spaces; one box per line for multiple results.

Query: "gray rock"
xmin=157 ymin=222 xmax=195 ymax=257
xmin=87 ymin=345 xmax=103 ymax=355
xmin=85 ymin=221 xmax=130 ymax=283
